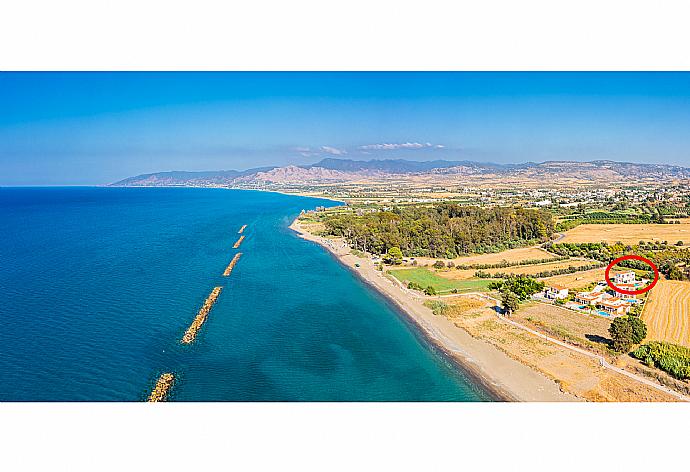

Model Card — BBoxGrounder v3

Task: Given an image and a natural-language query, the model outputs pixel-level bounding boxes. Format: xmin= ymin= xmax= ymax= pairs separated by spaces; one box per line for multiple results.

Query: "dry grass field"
xmin=513 ymin=302 xmax=612 ymax=352
xmin=443 ymin=296 xmax=678 ymax=401
xmin=414 ymin=246 xmax=554 ymax=266
xmin=560 ymin=222 xmax=690 ymax=244
xmin=542 ymin=268 xmax=607 ymax=290
xmin=642 ymin=280 xmax=690 ymax=348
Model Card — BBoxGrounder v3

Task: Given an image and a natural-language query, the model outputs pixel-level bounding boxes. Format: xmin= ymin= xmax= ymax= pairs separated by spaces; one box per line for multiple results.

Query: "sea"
xmin=0 ymin=187 xmax=492 ymax=401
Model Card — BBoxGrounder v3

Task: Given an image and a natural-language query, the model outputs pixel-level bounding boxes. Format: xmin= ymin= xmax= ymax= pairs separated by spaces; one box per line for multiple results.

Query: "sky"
xmin=1 ymin=72 xmax=690 ymax=185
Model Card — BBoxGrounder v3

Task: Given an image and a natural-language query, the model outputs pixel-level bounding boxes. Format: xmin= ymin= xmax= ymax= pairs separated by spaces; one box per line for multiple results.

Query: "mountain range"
xmin=110 ymin=158 xmax=690 ymax=188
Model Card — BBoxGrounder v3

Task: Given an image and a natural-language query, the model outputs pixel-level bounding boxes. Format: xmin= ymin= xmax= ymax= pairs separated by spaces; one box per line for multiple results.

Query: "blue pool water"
xmin=0 ymin=187 xmax=491 ymax=401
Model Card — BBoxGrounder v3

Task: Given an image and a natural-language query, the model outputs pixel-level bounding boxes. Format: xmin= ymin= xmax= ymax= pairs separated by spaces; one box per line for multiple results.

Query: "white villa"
xmin=599 ymin=298 xmax=633 ymax=316
xmin=544 ymin=285 xmax=569 ymax=300
xmin=574 ymin=291 xmax=607 ymax=306
xmin=613 ymin=283 xmax=638 ymax=301
xmin=614 ymin=271 xmax=636 ymax=285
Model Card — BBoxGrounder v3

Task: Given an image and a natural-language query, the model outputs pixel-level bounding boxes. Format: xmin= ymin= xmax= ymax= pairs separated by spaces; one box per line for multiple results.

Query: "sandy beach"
xmin=290 ymin=218 xmax=578 ymax=402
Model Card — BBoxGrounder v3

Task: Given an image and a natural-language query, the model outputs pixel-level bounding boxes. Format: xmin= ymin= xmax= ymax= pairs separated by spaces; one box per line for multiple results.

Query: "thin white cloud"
xmin=359 ymin=142 xmax=444 ymax=150
xmin=320 ymin=146 xmax=347 ymax=155
xmin=292 ymin=146 xmax=318 ymax=157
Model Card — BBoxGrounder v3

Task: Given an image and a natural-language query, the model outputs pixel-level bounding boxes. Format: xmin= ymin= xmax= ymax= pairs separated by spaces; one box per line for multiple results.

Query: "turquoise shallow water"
xmin=0 ymin=187 xmax=491 ymax=401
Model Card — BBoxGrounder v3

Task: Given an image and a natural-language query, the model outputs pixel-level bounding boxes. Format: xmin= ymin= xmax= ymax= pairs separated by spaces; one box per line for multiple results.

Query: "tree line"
xmin=474 ymin=261 xmax=605 ymax=279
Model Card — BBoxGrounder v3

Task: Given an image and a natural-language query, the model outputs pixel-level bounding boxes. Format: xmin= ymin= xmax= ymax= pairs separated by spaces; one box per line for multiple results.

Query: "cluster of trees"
xmin=454 ymin=255 xmax=569 ymax=271
xmin=383 ymin=247 xmax=403 ymax=265
xmin=475 ymin=262 xmax=604 ymax=279
xmin=323 ymin=204 xmax=554 ymax=258
xmin=658 ymin=261 xmax=690 ymax=281
xmin=608 ymin=316 xmax=647 ymax=353
xmin=488 ymin=275 xmax=545 ymax=315
xmin=554 ymin=208 xmax=674 ymax=232
xmin=545 ymin=242 xmax=623 ymax=261
xmin=632 ymin=341 xmax=690 ymax=380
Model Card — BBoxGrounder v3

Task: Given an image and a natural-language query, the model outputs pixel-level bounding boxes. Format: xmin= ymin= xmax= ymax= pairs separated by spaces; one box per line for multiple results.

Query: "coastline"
xmin=289 ymin=218 xmax=578 ymax=402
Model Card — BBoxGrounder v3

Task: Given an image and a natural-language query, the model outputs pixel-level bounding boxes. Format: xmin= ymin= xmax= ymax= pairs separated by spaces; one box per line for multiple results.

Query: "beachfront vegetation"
xmin=424 ymin=300 xmax=449 ymax=316
xmin=632 ymin=341 xmax=690 ymax=380
xmin=389 ymin=268 xmax=492 ymax=295
xmin=608 ymin=316 xmax=647 ymax=353
xmin=322 ymin=204 xmax=554 ymax=258
xmin=383 ymin=246 xmax=403 ymax=265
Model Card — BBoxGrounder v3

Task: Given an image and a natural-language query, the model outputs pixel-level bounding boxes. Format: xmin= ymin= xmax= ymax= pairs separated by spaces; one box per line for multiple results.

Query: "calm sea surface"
xmin=0 ymin=187 xmax=491 ymax=401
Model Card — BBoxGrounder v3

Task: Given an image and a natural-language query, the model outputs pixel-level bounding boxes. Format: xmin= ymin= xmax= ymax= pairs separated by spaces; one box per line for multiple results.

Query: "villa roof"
xmin=548 ymin=284 xmax=568 ymax=291
xmin=600 ymin=299 xmax=631 ymax=308
xmin=575 ymin=292 xmax=601 ymax=300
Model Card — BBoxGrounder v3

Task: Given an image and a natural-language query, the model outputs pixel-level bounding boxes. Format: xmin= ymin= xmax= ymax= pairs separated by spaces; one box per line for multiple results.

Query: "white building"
xmin=599 ymin=299 xmax=632 ymax=316
xmin=614 ymin=271 xmax=636 ymax=285
xmin=545 ymin=285 xmax=569 ymax=300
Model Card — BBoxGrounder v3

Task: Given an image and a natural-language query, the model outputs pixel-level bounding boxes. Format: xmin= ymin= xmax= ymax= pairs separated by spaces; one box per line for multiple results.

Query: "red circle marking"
xmin=605 ymin=255 xmax=659 ymax=295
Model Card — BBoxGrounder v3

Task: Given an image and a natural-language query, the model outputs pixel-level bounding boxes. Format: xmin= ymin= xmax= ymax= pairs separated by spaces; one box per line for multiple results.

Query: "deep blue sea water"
xmin=0 ymin=187 xmax=491 ymax=401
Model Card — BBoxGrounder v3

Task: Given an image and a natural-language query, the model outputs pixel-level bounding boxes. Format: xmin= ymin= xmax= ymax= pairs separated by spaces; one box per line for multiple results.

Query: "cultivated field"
xmin=560 ymin=222 xmax=690 ymax=244
xmin=642 ymin=280 xmax=690 ymax=348
xmin=437 ymin=258 xmax=598 ymax=281
xmin=413 ymin=246 xmax=554 ymax=266
xmin=542 ymin=268 xmax=608 ymax=290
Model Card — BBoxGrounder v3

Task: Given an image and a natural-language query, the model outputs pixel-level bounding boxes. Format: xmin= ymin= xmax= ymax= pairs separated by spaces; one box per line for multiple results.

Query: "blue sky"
xmin=1 ymin=72 xmax=690 ymax=185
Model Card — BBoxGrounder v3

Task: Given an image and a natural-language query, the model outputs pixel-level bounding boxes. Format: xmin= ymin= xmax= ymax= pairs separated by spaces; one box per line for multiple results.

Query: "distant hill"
xmin=111 ymin=167 xmax=276 ymax=187
xmin=110 ymin=158 xmax=690 ymax=188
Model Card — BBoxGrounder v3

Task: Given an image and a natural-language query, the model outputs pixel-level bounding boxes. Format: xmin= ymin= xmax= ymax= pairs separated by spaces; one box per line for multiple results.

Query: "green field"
xmin=388 ymin=268 xmax=492 ymax=294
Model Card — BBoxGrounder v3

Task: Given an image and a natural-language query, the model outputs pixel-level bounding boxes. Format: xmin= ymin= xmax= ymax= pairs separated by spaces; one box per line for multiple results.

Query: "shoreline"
xmin=289 ymin=218 xmax=577 ymax=402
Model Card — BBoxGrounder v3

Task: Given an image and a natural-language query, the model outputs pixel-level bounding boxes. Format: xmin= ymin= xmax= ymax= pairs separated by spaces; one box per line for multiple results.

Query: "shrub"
xmin=424 ymin=300 xmax=448 ymax=316
xmin=632 ymin=342 xmax=690 ymax=379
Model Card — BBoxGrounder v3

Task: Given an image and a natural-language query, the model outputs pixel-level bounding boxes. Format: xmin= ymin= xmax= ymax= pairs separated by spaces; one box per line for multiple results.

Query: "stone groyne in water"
xmin=233 ymin=235 xmax=245 ymax=248
xmin=146 ymin=224 xmax=249 ymax=400
xmin=223 ymin=252 xmax=242 ymax=276
xmin=148 ymin=373 xmax=174 ymax=402
xmin=181 ymin=286 xmax=223 ymax=344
